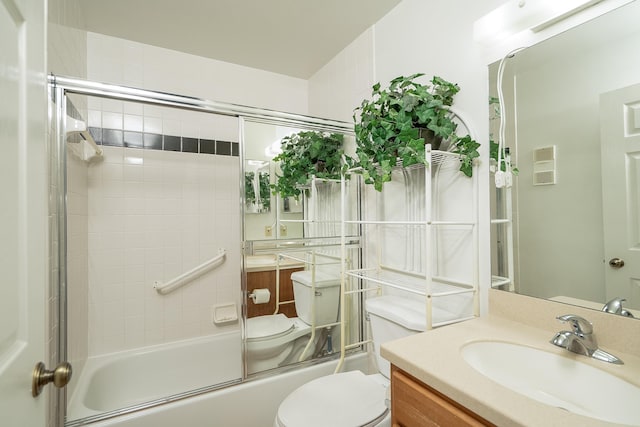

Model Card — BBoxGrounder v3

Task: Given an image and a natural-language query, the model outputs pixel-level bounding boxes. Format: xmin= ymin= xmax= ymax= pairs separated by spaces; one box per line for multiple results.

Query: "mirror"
xmin=242 ymin=121 xmax=305 ymax=241
xmin=241 ymin=119 xmax=361 ymax=375
xmin=490 ymin=1 xmax=640 ymax=318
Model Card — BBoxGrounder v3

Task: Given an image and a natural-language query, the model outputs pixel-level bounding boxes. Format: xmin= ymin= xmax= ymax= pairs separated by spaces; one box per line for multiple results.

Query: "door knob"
xmin=32 ymin=361 xmax=72 ymax=397
xmin=609 ymin=258 xmax=625 ymax=269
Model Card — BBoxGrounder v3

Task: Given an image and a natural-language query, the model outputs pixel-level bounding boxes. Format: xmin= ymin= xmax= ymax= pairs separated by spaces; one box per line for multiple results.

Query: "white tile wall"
xmin=87 ymin=146 xmax=241 ymax=355
xmin=66 ymin=151 xmax=89 ymax=398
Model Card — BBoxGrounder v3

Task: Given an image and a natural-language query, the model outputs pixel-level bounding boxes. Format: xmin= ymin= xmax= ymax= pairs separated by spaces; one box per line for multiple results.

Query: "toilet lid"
xmin=246 ymin=314 xmax=294 ymax=340
xmin=277 ymin=371 xmax=388 ymax=427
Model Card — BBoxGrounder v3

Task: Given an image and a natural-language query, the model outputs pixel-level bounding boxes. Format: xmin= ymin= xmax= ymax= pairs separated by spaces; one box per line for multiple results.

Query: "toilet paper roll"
xmin=250 ymin=288 xmax=270 ymax=304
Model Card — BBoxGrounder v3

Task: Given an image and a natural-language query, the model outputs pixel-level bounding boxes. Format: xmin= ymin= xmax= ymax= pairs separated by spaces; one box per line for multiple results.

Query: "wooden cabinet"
xmin=391 ymin=365 xmax=494 ymax=427
xmin=247 ymin=267 xmax=303 ymax=318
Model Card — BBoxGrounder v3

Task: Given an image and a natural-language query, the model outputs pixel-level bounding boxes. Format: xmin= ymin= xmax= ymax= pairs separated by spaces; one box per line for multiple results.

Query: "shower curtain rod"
xmin=48 ymin=74 xmax=354 ymax=135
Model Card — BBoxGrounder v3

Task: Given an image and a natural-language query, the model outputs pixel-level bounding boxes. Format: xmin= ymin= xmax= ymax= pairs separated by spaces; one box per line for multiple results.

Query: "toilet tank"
xmin=365 ymin=295 xmax=426 ymax=378
xmin=291 ymin=270 xmax=340 ymax=326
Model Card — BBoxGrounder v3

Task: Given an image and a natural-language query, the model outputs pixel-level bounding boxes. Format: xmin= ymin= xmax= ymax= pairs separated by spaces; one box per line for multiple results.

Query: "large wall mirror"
xmin=490 ymin=1 xmax=640 ymax=319
xmin=241 ymin=119 xmax=361 ymax=375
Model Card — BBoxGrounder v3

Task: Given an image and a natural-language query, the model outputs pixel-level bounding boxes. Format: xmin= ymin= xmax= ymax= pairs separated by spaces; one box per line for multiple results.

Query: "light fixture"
xmin=474 ymin=0 xmax=605 ymax=44
xmin=530 ymin=0 xmax=605 ymax=32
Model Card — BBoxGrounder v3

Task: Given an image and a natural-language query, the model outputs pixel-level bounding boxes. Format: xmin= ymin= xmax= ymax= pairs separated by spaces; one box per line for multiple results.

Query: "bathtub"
xmin=67 ymin=332 xmax=243 ymax=423
xmin=67 ymin=331 xmax=368 ymax=427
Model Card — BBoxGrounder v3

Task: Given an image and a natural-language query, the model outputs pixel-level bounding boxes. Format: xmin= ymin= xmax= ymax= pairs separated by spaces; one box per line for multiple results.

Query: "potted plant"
xmin=271 ymin=130 xmax=346 ymax=200
xmin=353 ymin=73 xmax=480 ymax=191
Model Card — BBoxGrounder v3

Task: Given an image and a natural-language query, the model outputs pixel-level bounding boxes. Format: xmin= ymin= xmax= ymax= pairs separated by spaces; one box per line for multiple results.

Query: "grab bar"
xmin=154 ymin=249 xmax=226 ymax=295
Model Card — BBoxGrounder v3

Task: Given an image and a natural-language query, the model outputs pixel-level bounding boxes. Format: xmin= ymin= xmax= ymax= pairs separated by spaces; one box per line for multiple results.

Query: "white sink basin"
xmin=461 ymin=341 xmax=640 ymax=425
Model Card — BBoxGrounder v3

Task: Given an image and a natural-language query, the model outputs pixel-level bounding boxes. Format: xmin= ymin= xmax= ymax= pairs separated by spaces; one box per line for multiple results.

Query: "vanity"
xmin=383 ymin=290 xmax=640 ymax=427
xmin=390 ymin=365 xmax=492 ymax=426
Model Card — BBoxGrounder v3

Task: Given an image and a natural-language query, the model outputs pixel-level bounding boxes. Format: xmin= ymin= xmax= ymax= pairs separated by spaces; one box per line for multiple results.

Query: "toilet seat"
xmin=276 ymin=371 xmax=388 ymax=427
xmin=247 ymin=314 xmax=294 ymax=341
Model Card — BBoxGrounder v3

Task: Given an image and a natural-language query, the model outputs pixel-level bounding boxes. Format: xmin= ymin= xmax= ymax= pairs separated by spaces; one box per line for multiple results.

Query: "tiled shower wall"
xmin=85 ymin=116 xmax=240 ymax=355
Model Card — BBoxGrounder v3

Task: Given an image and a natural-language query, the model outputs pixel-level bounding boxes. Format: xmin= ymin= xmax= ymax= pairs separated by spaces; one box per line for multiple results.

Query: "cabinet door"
xmin=391 ymin=367 xmax=493 ymax=427
xmin=247 ymin=267 xmax=303 ymax=317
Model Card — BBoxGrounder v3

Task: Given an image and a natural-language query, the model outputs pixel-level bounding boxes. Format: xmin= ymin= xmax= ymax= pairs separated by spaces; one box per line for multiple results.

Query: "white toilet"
xmin=246 ymin=270 xmax=341 ymax=373
xmin=273 ymin=295 xmax=426 ymax=427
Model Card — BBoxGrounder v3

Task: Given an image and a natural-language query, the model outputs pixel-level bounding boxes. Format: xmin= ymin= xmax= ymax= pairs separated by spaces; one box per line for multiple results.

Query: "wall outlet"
xmin=264 ymin=225 xmax=272 ymax=237
xmin=280 ymin=224 xmax=287 ymax=237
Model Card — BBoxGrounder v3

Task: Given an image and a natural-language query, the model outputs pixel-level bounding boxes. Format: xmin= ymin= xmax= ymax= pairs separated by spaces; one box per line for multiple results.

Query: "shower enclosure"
xmin=50 ymin=76 xmax=362 ymax=426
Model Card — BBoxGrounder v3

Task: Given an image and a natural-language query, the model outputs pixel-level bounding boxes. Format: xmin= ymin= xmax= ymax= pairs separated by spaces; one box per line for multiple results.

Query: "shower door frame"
xmin=49 ymin=75 xmax=354 ymax=425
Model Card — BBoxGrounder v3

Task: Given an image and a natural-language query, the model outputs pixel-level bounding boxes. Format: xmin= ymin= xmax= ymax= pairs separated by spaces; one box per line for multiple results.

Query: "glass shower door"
xmin=57 ymin=88 xmax=243 ymax=425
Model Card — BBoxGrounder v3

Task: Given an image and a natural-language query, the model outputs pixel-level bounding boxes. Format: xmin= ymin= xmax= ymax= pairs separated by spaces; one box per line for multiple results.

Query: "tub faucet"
xmin=602 ymin=297 xmax=635 ymax=318
xmin=550 ymin=314 xmax=623 ymax=365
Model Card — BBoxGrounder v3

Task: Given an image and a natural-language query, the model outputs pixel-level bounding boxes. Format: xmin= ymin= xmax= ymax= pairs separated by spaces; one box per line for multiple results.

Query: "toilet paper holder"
xmin=249 ymin=288 xmax=271 ymax=304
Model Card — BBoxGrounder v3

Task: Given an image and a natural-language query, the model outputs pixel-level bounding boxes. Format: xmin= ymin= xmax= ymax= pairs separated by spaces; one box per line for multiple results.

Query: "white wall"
xmin=308 ymin=28 xmax=375 ymax=123
xmin=86 ymin=33 xmax=309 ymax=115
xmin=308 ymin=0 xmax=507 ymax=315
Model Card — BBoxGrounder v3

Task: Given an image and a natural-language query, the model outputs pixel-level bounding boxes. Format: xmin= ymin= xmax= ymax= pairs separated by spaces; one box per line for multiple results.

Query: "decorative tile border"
xmin=88 ymin=127 xmax=239 ymax=156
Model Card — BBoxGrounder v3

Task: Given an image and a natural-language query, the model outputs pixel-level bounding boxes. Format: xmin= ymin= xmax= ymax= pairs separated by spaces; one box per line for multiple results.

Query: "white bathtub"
xmin=67 ymin=332 xmax=243 ymax=422
xmin=67 ymin=331 xmax=368 ymax=427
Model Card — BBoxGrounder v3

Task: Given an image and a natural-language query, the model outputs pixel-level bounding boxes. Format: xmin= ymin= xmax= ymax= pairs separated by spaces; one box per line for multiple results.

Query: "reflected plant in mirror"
xmin=242 ymin=120 xmax=361 ymax=377
xmin=270 ymin=130 xmax=347 ymax=200
xmin=489 ymin=1 xmax=640 ymax=319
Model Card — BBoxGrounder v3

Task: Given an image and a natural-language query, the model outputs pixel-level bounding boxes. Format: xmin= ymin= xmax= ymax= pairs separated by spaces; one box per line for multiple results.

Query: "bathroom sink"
xmin=461 ymin=341 xmax=640 ymax=425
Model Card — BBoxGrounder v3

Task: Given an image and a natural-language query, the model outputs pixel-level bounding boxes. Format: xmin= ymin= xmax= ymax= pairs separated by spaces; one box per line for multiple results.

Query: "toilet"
xmin=246 ymin=270 xmax=341 ymax=373
xmin=274 ymin=295 xmax=426 ymax=427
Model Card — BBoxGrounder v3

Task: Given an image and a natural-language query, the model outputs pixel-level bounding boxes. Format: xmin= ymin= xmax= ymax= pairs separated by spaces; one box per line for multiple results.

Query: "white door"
xmin=0 ymin=0 xmax=48 ymax=425
xmin=600 ymin=82 xmax=640 ymax=310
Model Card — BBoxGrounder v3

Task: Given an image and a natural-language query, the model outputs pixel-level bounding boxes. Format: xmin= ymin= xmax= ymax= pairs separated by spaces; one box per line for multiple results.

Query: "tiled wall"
xmin=66 ymin=146 xmax=89 ymax=397
xmin=86 ymin=140 xmax=240 ymax=355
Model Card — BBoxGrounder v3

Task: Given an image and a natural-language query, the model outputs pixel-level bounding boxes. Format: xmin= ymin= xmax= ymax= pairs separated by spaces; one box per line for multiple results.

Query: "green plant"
xmin=354 ymin=73 xmax=480 ymax=191
xmin=245 ymin=171 xmax=256 ymax=204
xmin=271 ymin=131 xmax=345 ymax=200
xmin=258 ymin=171 xmax=271 ymax=210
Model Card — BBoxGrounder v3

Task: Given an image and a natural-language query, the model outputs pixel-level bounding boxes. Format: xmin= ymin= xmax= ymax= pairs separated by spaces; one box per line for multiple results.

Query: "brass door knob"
xmin=609 ymin=258 xmax=625 ymax=269
xmin=32 ymin=361 xmax=72 ymax=397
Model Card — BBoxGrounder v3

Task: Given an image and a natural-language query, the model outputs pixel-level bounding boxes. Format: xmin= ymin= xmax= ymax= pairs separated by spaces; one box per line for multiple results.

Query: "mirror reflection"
xmin=490 ymin=1 xmax=640 ymax=318
xmin=242 ymin=120 xmax=360 ymax=375
xmin=245 ymin=160 xmax=271 ymax=214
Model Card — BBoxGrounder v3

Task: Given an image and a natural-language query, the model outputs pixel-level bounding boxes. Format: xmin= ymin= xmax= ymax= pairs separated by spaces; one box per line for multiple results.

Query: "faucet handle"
xmin=556 ymin=314 xmax=593 ymax=335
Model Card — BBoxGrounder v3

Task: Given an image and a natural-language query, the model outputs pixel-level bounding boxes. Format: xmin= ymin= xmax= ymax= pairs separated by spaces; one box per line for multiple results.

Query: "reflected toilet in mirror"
xmin=246 ymin=268 xmax=341 ymax=374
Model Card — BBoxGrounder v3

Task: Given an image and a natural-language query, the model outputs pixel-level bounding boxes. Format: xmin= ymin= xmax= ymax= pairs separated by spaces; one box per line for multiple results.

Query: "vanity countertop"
xmin=245 ymin=255 xmax=305 ymax=273
xmin=381 ymin=315 xmax=640 ymax=427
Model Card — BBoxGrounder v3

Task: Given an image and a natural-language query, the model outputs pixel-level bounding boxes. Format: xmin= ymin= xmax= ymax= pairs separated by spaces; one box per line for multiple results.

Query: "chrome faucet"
xmin=602 ymin=297 xmax=635 ymax=318
xmin=550 ymin=314 xmax=623 ymax=364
